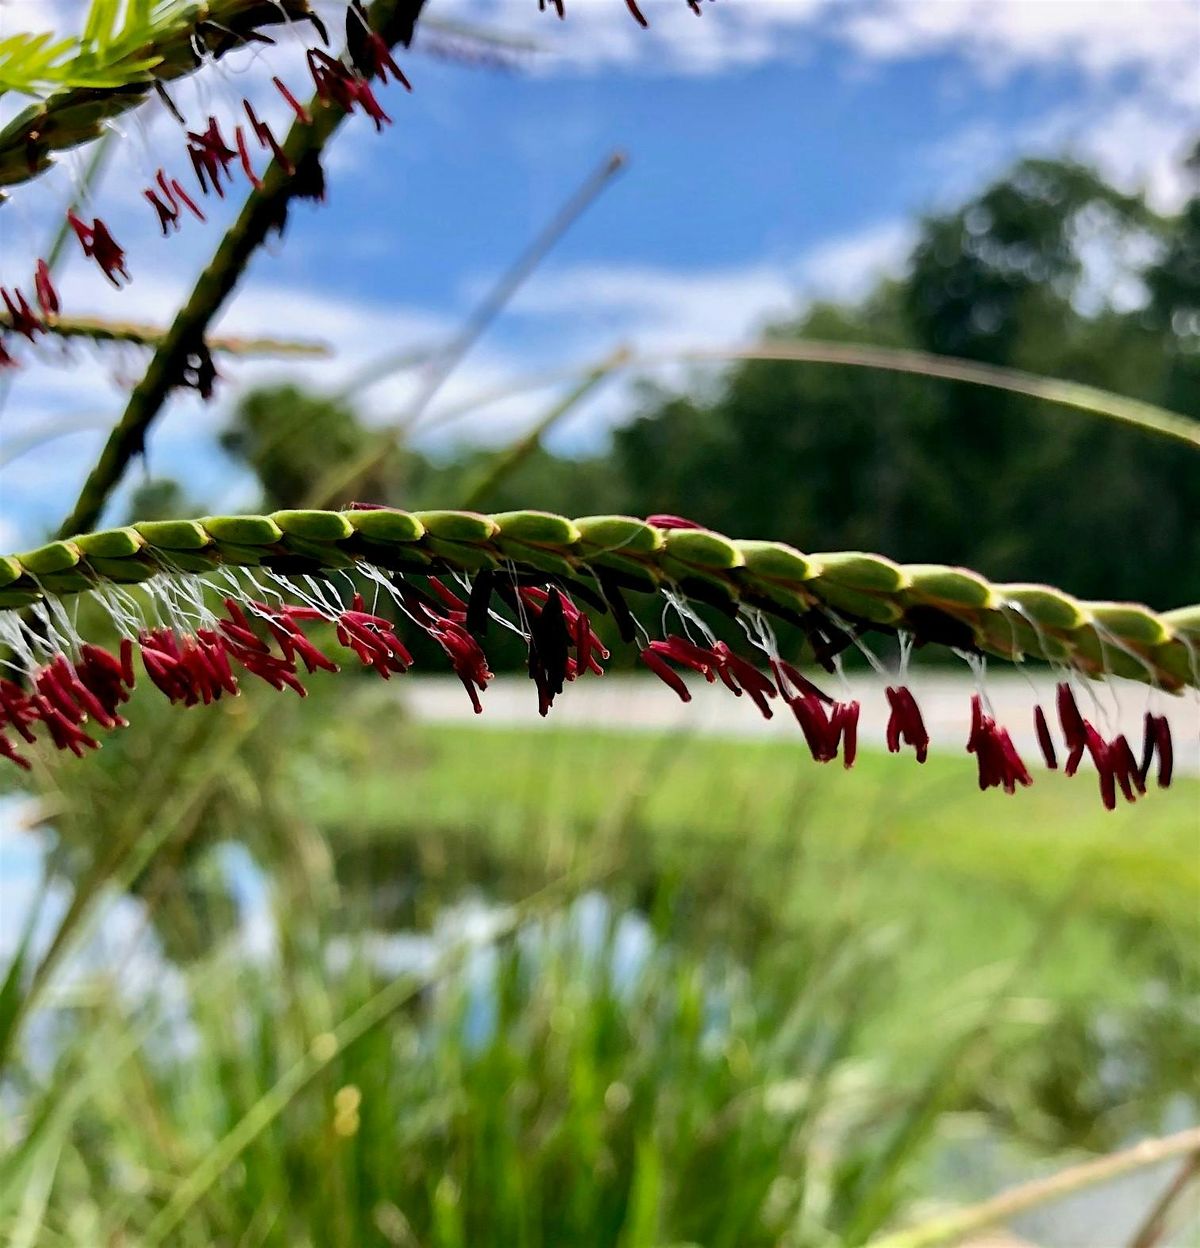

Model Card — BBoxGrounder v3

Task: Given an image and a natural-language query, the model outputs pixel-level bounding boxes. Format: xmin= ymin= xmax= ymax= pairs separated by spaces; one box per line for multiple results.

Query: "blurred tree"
xmin=228 ymin=156 xmax=1200 ymax=607
xmin=220 ymin=384 xmax=405 ymax=506
xmin=124 ymin=476 xmax=194 ymax=522
xmin=613 ymin=156 xmax=1200 ymax=605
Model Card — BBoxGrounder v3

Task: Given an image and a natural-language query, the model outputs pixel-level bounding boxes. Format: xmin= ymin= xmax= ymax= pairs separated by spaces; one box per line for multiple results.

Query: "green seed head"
xmin=18 ymin=541 xmax=82 ymax=577
xmin=490 ymin=510 xmax=581 ymax=548
xmin=134 ymin=519 xmax=211 ymax=551
xmin=415 ymin=510 xmax=498 ymax=543
xmin=661 ymin=529 xmax=744 ymax=571
xmin=574 ymin=515 xmax=664 ymax=554
xmin=811 ymin=551 xmax=908 ymax=593
xmin=812 ymin=580 xmax=906 ymax=625
xmin=997 ymin=583 xmax=1089 ymax=632
xmin=1089 ymin=602 xmax=1171 ymax=648
xmin=271 ymin=509 xmax=355 ymax=542
xmin=346 ymin=509 xmax=425 ymax=544
xmin=201 ymin=515 xmax=284 ymax=546
xmin=735 ymin=540 xmax=819 ymax=585
xmin=86 ymin=555 xmax=158 ymax=585
xmin=1162 ymin=604 xmax=1200 ymax=640
xmin=74 ymin=527 xmax=145 ymax=559
xmin=904 ymin=564 xmax=996 ymax=609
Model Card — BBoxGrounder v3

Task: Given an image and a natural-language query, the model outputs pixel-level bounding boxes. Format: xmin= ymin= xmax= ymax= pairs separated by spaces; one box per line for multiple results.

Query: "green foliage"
xmin=604 ymin=166 xmax=1199 ymax=606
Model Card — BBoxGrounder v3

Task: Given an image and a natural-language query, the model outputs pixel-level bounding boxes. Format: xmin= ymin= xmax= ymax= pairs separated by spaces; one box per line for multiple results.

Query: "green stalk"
xmin=460 ymin=351 xmax=627 ymax=509
xmin=56 ymin=0 xmax=429 ymax=540
xmin=0 ymin=314 xmax=326 ymax=355
xmin=866 ymin=1126 xmax=1200 ymax=1248
xmin=419 ymin=341 xmax=1200 ymax=451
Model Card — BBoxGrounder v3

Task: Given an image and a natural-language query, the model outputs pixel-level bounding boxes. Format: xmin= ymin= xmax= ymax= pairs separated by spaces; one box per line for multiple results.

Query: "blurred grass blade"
xmin=7 ymin=1134 xmax=62 ymax=1248
xmin=0 ymin=870 xmax=47 ymax=1071
xmin=423 ymin=341 xmax=1200 ymax=451
xmin=141 ymin=882 xmax=572 ymax=1246
xmin=0 ymin=314 xmax=328 ymax=356
xmin=460 ymin=348 xmax=627 ymax=508
xmin=867 ymin=1126 xmax=1200 ymax=1248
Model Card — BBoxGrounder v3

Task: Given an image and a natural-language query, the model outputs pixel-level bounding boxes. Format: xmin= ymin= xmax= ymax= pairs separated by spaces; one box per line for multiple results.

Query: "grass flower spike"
xmin=0 ymin=508 xmax=1194 ymax=810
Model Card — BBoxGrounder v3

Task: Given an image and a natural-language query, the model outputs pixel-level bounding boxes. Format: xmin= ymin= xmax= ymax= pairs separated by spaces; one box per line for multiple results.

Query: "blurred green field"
xmin=5 ymin=690 xmax=1197 ymax=1246
xmin=310 ymin=718 xmax=1199 ymax=1018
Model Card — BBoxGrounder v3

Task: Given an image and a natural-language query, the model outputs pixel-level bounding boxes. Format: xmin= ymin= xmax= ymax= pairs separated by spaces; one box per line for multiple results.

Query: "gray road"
xmin=402 ymin=671 xmax=1200 ymax=778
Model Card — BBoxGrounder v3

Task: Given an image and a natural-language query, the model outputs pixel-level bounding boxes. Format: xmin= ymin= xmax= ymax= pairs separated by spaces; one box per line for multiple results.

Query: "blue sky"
xmin=0 ymin=0 xmax=1197 ymax=544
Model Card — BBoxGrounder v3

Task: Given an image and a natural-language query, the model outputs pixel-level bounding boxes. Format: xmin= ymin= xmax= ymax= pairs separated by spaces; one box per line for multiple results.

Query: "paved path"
xmin=402 ymin=671 xmax=1200 ymax=778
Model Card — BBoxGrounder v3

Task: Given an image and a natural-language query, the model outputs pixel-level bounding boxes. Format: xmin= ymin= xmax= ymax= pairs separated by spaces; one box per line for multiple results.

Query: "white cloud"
xmin=840 ymin=0 xmax=1198 ymax=85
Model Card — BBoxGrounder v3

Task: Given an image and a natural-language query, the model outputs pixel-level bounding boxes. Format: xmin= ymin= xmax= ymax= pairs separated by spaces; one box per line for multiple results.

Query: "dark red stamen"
xmin=1 ymin=287 xmax=42 ymax=340
xmin=274 ymin=76 xmax=313 ymax=124
xmin=1034 ymin=705 xmax=1058 ymax=769
xmin=1155 ymin=716 xmax=1173 ymax=788
xmin=67 ymin=212 xmax=129 ymax=287
xmin=34 ymin=259 xmax=59 ymax=317
xmin=234 ymin=125 xmax=263 ymax=190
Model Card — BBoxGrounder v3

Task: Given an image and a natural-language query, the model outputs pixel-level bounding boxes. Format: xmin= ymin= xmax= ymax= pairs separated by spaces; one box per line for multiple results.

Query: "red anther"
xmin=264 ymin=616 xmax=339 ymax=675
xmin=40 ymin=700 xmax=99 ymax=756
xmin=1056 ymin=682 xmax=1086 ymax=750
xmin=428 ymin=577 xmax=469 ymax=614
xmin=897 ymin=687 xmax=929 ymax=761
xmin=0 ymin=731 xmax=31 ymax=771
xmin=770 ymin=659 xmax=832 ymax=706
xmin=120 ymin=638 xmax=136 ymax=688
xmin=1082 ymin=721 xmax=1108 ymax=773
xmin=640 ymin=647 xmax=691 ymax=703
xmin=1137 ymin=711 xmax=1157 ymax=787
xmin=274 ymin=76 xmax=313 ymax=123
xmin=188 ymin=117 xmax=238 ymax=198
xmin=1 ymin=679 xmax=40 ymax=744
xmin=1034 ymin=705 xmax=1058 ymax=769
xmin=155 ymin=168 xmax=177 ymax=206
xmin=60 ymin=658 xmax=119 ymax=729
xmin=1155 ymin=716 xmax=1173 ymax=788
xmin=647 ymin=514 xmax=704 ymax=530
xmin=171 ymin=179 xmax=206 ymax=221
xmin=244 ymin=101 xmax=294 ymax=175
xmin=996 ymin=727 xmax=1032 ymax=793
xmin=37 ymin=659 xmax=86 ymax=724
xmin=625 ymin=0 xmax=649 ymax=26
xmin=234 ymin=125 xmax=263 ymax=189
xmin=145 ymin=188 xmax=181 ymax=234
xmin=218 ymin=619 xmax=270 ymax=653
xmin=34 ymin=259 xmax=59 ymax=317
xmin=1110 ymin=734 xmax=1143 ymax=801
xmin=885 ymin=685 xmax=928 ymax=761
xmin=791 ymin=694 xmax=835 ymax=762
xmin=968 ymin=693 xmax=985 ymax=753
xmin=78 ymin=644 xmax=133 ymax=718
xmin=0 ymin=338 xmax=16 ymax=369
xmin=224 ymin=599 xmax=252 ymax=629
xmin=837 ymin=700 xmax=861 ymax=769
xmin=885 ymin=689 xmax=902 ymax=754
xmin=967 ymin=696 xmax=1030 ymax=794
xmin=67 ymin=212 xmax=129 ymax=287
xmin=2 ymin=287 xmax=42 ymax=340
xmin=714 ymin=643 xmax=776 ymax=719
xmin=346 ymin=2 xmax=411 ymax=86
xmin=195 ymin=631 xmax=240 ymax=696
xmin=1079 ymin=722 xmax=1117 ymax=811
xmin=430 ymin=619 xmax=491 ymax=712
